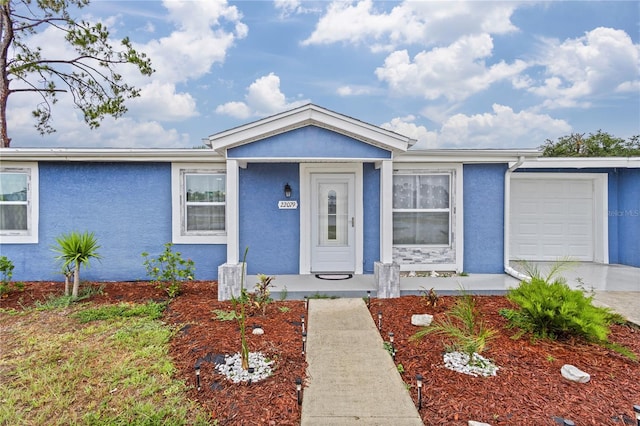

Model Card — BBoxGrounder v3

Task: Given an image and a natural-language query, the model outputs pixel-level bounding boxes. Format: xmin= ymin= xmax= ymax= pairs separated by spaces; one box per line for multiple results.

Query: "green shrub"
xmin=500 ymin=262 xmax=636 ymax=360
xmin=142 ymin=243 xmax=195 ymax=298
xmin=500 ymin=276 xmax=615 ymax=342
xmin=0 ymin=256 xmax=24 ymax=296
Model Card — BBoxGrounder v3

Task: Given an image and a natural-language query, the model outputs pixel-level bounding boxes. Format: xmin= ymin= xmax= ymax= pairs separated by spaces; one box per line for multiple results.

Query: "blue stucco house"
xmin=1 ymin=104 xmax=638 ymax=299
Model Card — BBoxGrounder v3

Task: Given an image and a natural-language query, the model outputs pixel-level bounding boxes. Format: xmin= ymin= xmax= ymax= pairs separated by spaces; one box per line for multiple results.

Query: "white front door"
xmin=310 ymin=173 xmax=356 ymax=272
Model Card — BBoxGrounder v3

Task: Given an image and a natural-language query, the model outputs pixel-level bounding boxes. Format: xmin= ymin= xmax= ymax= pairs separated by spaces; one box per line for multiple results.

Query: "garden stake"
xmin=416 ymin=374 xmax=423 ymax=410
xmin=302 ymin=332 xmax=307 ymax=356
xmin=195 ymin=364 xmax=201 ymax=392
xmin=296 ymin=378 xmax=303 ymax=405
xmin=301 ymin=315 xmax=306 ymax=334
xmin=377 ymin=311 xmax=382 ymax=331
xmin=634 ymin=405 xmax=640 ymax=426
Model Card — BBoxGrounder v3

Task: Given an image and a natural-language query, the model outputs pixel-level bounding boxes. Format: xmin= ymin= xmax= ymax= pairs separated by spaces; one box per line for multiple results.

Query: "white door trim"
xmin=511 ymin=172 xmax=608 ymax=264
xmin=300 ymin=163 xmax=363 ymax=274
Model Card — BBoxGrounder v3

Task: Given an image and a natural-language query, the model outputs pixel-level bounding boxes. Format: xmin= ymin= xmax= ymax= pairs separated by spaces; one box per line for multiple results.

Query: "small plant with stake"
xmin=252 ymin=274 xmax=275 ymax=316
xmin=142 ymin=243 xmax=195 ymax=298
xmin=52 ymin=231 xmax=101 ymax=299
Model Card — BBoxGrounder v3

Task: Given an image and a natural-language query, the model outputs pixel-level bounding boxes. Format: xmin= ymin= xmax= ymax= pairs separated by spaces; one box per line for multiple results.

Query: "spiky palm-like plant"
xmin=52 ymin=231 xmax=101 ymax=299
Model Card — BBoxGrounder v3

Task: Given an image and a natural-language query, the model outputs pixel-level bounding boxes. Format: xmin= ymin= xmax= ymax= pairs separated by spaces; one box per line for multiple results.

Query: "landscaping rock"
xmin=469 ymin=421 xmax=493 ymax=426
xmin=411 ymin=314 xmax=434 ymax=326
xmin=561 ymin=364 xmax=590 ymax=383
xmin=252 ymin=327 xmax=264 ymax=335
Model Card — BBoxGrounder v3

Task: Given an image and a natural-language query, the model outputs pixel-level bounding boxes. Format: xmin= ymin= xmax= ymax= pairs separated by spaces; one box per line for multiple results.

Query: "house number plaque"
xmin=278 ymin=200 xmax=298 ymax=209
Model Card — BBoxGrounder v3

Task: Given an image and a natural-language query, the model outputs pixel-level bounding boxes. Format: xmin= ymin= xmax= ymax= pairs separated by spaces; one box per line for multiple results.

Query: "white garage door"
xmin=510 ymin=177 xmax=594 ymax=261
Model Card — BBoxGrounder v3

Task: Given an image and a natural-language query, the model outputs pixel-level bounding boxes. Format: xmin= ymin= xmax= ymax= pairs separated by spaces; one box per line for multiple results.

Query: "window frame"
xmin=0 ymin=162 xmax=39 ymax=244
xmin=392 ymin=170 xmax=452 ymax=247
xmin=172 ymin=163 xmax=226 ymax=244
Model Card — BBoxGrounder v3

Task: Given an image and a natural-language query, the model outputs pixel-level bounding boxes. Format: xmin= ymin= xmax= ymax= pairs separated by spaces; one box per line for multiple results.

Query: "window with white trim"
xmin=184 ymin=172 xmax=226 ymax=232
xmin=0 ymin=163 xmax=38 ymax=243
xmin=172 ymin=164 xmax=226 ymax=244
xmin=393 ymin=173 xmax=451 ymax=245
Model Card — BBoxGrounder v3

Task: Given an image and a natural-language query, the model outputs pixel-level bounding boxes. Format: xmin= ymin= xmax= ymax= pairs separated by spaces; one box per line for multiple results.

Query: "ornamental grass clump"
xmin=500 ymin=261 xmax=636 ymax=360
xmin=411 ymin=288 xmax=497 ymax=367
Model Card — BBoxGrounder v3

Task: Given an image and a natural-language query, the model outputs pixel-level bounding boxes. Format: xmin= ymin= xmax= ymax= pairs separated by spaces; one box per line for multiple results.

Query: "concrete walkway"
xmin=301 ymin=298 xmax=423 ymax=426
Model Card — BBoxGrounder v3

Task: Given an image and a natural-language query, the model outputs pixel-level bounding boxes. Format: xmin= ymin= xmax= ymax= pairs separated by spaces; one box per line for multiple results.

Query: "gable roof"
xmin=206 ymin=103 xmax=416 ymax=155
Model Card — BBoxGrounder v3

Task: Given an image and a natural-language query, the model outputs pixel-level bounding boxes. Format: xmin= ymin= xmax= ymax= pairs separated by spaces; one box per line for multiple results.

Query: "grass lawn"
xmin=0 ymin=299 xmax=210 ymax=425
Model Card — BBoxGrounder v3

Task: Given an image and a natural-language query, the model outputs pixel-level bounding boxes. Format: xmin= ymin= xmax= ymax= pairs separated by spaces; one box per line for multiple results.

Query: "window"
xmin=172 ymin=164 xmax=226 ymax=244
xmin=0 ymin=163 xmax=38 ymax=243
xmin=185 ymin=173 xmax=226 ymax=232
xmin=393 ymin=174 xmax=450 ymax=245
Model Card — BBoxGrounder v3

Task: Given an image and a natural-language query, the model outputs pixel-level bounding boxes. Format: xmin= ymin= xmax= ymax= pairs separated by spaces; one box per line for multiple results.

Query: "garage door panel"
xmin=511 ymin=178 xmax=594 ymax=261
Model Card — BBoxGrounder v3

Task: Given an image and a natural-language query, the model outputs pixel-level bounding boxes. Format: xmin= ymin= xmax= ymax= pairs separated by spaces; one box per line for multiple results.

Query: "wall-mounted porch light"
xmin=284 ymin=183 xmax=292 ymax=198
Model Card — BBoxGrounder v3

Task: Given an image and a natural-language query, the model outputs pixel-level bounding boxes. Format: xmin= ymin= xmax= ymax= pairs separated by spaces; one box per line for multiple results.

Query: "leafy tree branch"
xmin=1 ymin=0 xmax=154 ymax=147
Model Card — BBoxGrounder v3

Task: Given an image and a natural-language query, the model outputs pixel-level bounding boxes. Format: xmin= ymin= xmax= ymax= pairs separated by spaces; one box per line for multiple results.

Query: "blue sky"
xmin=7 ymin=0 xmax=640 ymax=150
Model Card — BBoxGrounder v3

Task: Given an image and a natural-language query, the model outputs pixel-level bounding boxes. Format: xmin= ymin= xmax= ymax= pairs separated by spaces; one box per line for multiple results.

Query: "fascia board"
xmin=395 ymin=149 xmax=541 ymax=163
xmin=0 ymin=148 xmax=224 ymax=163
xmin=520 ymin=157 xmax=640 ymax=169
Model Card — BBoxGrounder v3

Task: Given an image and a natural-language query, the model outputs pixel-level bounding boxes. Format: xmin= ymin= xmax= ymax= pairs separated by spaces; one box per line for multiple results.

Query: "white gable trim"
xmin=208 ymin=104 xmax=415 ymax=155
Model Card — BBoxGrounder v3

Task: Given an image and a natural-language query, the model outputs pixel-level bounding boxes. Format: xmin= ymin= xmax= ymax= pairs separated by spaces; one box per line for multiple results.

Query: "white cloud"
xmin=528 ymin=27 xmax=640 ymax=109
xmin=302 ymin=0 xmax=519 ymax=52
xmin=337 ymin=85 xmax=374 ymax=96
xmin=438 ymin=104 xmax=572 ymax=148
xmin=375 ymin=34 xmax=528 ymax=102
xmin=141 ymin=1 xmax=247 ymax=84
xmin=129 ymin=80 xmax=198 ymax=121
xmin=380 ymin=115 xmax=438 ymax=150
xmin=216 ymin=73 xmax=309 ymax=119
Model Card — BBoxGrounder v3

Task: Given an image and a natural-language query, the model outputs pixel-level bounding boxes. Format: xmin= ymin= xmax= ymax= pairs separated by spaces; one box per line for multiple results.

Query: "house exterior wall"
xmin=613 ymin=168 xmax=640 ymax=267
xmin=516 ymin=167 xmax=640 ymax=268
xmin=228 ymin=126 xmax=391 ymax=159
xmin=463 ymin=163 xmax=507 ymax=273
xmin=238 ymin=163 xmax=300 ymax=274
xmin=2 ymin=162 xmax=226 ymax=282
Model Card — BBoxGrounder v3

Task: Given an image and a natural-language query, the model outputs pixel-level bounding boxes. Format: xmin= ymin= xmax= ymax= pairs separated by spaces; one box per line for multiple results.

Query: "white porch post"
xmin=218 ymin=159 xmax=244 ymax=300
xmin=376 ymin=159 xmax=400 ymax=298
xmin=226 ymin=159 xmax=239 ymax=264
xmin=379 ymin=159 xmax=393 ymax=264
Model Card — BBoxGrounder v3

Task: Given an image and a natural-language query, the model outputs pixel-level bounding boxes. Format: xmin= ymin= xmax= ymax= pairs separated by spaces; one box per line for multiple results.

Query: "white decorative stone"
xmin=411 ymin=314 xmax=434 ymax=327
xmin=408 ymin=271 xmax=416 ymax=277
xmin=430 ymin=270 xmax=439 ymax=277
xmin=252 ymin=327 xmax=264 ymax=335
xmin=443 ymin=352 xmax=499 ymax=377
xmin=469 ymin=421 xmax=493 ymax=426
xmin=561 ymin=364 xmax=590 ymax=383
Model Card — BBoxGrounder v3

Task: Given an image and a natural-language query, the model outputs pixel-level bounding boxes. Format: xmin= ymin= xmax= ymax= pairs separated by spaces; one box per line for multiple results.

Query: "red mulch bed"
xmin=370 ymin=295 xmax=640 ymax=426
xmin=1 ymin=280 xmax=306 ymax=426
xmin=2 ymin=282 xmax=639 ymax=425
